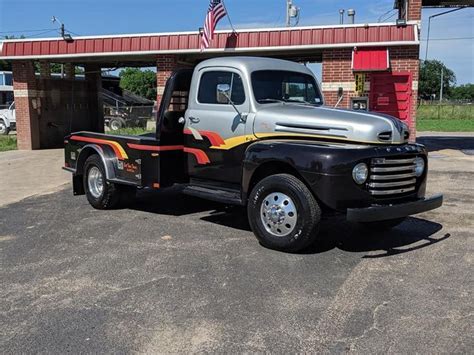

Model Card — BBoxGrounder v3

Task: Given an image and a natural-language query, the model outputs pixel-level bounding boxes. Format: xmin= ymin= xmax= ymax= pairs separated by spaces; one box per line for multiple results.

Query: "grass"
xmin=417 ymin=104 xmax=474 ymax=120
xmin=417 ymin=104 xmax=474 ymax=132
xmin=417 ymin=119 xmax=474 ymax=132
xmin=0 ymin=135 xmax=17 ymax=152
xmin=107 ymin=127 xmax=154 ymax=136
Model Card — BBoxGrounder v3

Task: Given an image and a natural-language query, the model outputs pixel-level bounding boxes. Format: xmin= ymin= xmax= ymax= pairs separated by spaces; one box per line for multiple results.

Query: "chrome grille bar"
xmin=368 ymin=179 xmax=416 ymax=188
xmin=371 ymin=166 xmax=415 ymax=173
xmin=372 ymin=157 xmax=416 ymax=165
xmin=370 ymin=172 xmax=417 ymax=180
xmin=369 ymin=186 xmax=415 ymax=195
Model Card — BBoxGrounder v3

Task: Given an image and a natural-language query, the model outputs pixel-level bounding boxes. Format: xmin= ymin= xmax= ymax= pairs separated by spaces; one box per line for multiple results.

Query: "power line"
xmin=421 ymin=36 xmax=474 ymax=41
xmin=0 ymin=28 xmax=56 ymax=34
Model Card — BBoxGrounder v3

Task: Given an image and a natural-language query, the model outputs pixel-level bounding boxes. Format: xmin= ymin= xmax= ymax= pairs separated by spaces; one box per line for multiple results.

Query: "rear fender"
xmin=75 ymin=144 xmax=117 ymax=180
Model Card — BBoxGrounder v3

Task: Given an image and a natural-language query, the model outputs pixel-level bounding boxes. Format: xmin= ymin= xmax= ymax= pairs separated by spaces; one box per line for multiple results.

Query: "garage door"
xmin=369 ymin=72 xmax=412 ymax=124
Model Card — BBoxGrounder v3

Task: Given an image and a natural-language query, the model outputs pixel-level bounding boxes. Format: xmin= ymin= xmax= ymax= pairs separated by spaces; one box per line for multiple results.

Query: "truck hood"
xmin=253 ymin=104 xmax=409 ymax=145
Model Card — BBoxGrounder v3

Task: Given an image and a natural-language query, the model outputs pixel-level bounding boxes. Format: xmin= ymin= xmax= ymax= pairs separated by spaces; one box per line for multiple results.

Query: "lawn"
xmin=107 ymin=127 xmax=154 ymax=136
xmin=417 ymin=119 xmax=474 ymax=132
xmin=0 ymin=135 xmax=17 ymax=152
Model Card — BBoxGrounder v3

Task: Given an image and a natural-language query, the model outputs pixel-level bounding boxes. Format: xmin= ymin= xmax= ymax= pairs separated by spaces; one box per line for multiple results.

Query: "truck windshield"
xmin=252 ymin=70 xmax=323 ymax=105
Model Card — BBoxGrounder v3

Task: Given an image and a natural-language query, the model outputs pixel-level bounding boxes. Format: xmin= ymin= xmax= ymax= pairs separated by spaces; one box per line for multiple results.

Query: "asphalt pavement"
xmin=0 ymin=136 xmax=473 ymax=353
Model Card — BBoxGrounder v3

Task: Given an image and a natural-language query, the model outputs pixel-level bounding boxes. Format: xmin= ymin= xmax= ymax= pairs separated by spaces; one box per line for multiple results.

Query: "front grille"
xmin=368 ymin=157 xmax=418 ymax=197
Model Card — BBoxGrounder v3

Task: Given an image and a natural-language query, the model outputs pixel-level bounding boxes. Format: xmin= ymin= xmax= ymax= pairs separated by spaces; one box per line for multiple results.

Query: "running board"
xmin=182 ymin=185 xmax=243 ymax=205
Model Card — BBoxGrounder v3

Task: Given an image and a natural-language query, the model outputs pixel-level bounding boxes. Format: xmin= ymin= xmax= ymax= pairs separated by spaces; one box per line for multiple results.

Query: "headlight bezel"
xmin=352 ymin=162 xmax=369 ymax=185
xmin=414 ymin=156 xmax=425 ymax=177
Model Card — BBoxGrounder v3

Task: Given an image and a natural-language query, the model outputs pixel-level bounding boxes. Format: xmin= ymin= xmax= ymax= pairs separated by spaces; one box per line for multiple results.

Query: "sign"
xmin=355 ymin=73 xmax=365 ymax=95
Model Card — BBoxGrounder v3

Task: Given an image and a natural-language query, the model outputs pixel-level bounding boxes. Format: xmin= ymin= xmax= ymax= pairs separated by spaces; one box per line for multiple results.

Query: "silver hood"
xmin=253 ymin=103 xmax=409 ymax=145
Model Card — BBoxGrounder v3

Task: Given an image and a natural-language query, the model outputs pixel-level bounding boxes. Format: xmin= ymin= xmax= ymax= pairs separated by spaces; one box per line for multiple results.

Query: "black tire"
xmin=109 ymin=117 xmax=125 ymax=131
xmin=83 ymin=154 xmax=121 ymax=209
xmin=358 ymin=217 xmax=406 ymax=231
xmin=247 ymin=174 xmax=321 ymax=252
xmin=0 ymin=119 xmax=10 ymax=135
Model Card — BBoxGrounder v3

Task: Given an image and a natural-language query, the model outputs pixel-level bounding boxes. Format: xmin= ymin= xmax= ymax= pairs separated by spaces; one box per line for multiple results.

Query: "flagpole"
xmin=221 ymin=0 xmax=237 ymax=33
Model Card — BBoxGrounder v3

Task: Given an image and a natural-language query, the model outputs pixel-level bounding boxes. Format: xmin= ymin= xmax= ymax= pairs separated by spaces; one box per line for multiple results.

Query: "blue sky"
xmin=0 ymin=0 xmax=473 ymax=84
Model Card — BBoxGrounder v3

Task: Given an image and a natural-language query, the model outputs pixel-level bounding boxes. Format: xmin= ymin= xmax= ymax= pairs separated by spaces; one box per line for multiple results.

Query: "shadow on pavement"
xmin=417 ymin=136 xmax=474 ymax=154
xmin=132 ymin=188 xmax=447 ymax=258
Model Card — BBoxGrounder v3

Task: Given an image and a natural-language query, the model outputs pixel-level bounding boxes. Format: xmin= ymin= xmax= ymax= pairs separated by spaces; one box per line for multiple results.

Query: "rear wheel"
xmin=248 ymin=174 xmax=321 ymax=252
xmin=83 ymin=155 xmax=121 ymax=209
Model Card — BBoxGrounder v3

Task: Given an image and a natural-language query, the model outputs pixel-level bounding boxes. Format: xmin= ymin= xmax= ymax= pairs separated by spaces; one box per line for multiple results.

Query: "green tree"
xmin=419 ymin=60 xmax=456 ymax=99
xmin=119 ymin=68 xmax=157 ymax=100
xmin=450 ymin=84 xmax=474 ymax=101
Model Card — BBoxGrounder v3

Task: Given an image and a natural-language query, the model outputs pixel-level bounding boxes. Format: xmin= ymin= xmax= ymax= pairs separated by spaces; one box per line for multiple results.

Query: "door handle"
xmin=188 ymin=116 xmax=200 ymax=124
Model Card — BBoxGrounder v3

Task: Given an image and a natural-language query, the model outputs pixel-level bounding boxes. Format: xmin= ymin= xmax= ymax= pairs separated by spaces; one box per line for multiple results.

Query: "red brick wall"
xmin=156 ymin=55 xmax=179 ymax=105
xmin=12 ymin=61 xmax=40 ymax=150
xmin=321 ymin=45 xmax=420 ymax=137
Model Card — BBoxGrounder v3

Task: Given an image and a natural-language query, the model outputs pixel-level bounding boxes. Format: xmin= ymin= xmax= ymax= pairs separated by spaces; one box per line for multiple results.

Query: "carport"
xmin=0 ymin=9 xmax=422 ymax=150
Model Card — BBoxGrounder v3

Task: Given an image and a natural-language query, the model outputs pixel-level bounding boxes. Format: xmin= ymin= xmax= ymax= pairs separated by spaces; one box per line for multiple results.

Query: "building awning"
xmin=352 ymin=48 xmax=389 ymax=71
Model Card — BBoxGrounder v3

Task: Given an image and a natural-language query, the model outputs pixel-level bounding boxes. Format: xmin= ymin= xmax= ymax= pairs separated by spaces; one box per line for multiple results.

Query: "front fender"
xmin=0 ymin=115 xmax=10 ymax=127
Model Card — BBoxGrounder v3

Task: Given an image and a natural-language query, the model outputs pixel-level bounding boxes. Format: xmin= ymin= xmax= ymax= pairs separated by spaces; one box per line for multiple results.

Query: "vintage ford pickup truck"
xmin=64 ymin=57 xmax=443 ymax=252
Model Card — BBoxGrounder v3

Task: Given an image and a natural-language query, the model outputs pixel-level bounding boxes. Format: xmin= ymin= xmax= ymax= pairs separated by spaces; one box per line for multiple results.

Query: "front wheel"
xmin=247 ymin=174 xmax=321 ymax=252
xmin=0 ymin=120 xmax=10 ymax=135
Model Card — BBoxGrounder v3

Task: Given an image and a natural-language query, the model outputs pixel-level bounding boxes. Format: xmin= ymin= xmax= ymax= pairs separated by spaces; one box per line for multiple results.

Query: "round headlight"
xmin=414 ymin=157 xmax=425 ymax=177
xmin=352 ymin=163 xmax=368 ymax=184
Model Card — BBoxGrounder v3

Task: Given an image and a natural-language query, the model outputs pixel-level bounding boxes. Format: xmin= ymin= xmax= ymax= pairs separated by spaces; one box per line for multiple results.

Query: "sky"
xmin=0 ymin=0 xmax=473 ymax=84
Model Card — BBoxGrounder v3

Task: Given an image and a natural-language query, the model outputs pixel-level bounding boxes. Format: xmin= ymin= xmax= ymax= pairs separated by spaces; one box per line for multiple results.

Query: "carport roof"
xmin=0 ymin=22 xmax=419 ymax=65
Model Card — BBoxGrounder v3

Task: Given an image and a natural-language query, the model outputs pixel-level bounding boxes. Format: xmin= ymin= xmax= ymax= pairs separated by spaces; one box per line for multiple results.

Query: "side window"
xmin=198 ymin=71 xmax=245 ymax=105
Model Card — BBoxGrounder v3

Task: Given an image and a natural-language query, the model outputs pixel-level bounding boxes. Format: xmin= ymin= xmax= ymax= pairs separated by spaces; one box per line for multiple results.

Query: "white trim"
xmin=0 ymin=40 xmax=420 ymax=61
xmin=321 ymin=82 xmax=355 ymax=91
xmin=412 ymin=80 xmax=418 ymax=91
xmin=0 ymin=22 xmax=420 ymax=43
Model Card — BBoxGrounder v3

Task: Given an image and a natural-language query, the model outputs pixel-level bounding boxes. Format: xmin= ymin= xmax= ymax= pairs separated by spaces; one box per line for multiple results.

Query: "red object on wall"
xmin=369 ymin=72 xmax=412 ymax=125
xmin=352 ymin=47 xmax=389 ymax=71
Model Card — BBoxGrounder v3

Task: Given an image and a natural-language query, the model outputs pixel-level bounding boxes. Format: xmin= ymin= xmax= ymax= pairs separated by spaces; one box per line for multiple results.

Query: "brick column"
xmin=12 ymin=61 xmax=41 ymax=150
xmin=38 ymin=61 xmax=51 ymax=79
xmin=408 ymin=0 xmax=422 ymax=21
xmin=321 ymin=48 xmax=357 ymax=109
xmin=84 ymin=64 xmax=104 ymax=132
xmin=156 ymin=55 xmax=179 ymax=107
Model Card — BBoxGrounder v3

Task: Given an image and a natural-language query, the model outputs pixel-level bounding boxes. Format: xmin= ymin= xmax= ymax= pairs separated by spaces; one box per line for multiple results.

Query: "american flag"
xmin=201 ymin=0 xmax=227 ymax=50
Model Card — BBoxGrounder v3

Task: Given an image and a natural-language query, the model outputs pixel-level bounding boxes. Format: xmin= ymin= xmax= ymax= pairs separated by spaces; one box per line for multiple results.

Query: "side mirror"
xmin=216 ymin=83 xmax=231 ymax=104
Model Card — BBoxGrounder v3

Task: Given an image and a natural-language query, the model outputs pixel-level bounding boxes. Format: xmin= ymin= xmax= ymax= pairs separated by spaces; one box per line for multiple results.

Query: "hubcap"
xmin=87 ymin=166 xmax=104 ymax=198
xmin=0 ymin=122 xmax=6 ymax=134
xmin=110 ymin=120 xmax=121 ymax=130
xmin=260 ymin=192 xmax=298 ymax=237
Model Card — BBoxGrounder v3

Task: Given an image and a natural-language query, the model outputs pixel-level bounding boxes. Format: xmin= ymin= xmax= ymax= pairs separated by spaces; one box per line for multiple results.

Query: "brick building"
xmin=0 ymin=1 xmax=424 ymax=150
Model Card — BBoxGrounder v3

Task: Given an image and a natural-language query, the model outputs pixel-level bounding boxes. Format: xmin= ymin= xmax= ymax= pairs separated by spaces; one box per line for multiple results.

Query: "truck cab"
xmin=64 ymin=57 xmax=442 ymax=252
xmin=0 ymin=101 xmax=16 ymax=135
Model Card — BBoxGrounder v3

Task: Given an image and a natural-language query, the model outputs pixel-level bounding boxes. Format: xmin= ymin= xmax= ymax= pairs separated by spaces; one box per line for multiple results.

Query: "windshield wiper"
xmin=257 ymin=98 xmax=286 ymax=104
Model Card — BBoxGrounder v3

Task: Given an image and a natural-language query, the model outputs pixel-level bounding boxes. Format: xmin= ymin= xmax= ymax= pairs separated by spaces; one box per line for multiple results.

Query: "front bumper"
xmin=346 ymin=194 xmax=443 ymax=222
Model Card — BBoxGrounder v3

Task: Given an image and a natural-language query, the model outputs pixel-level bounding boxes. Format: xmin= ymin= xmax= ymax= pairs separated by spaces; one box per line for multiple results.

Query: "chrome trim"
xmin=371 ymin=165 xmax=415 ymax=173
xmin=368 ymin=179 xmax=416 ymax=188
xmin=369 ymin=186 xmax=415 ymax=195
xmin=372 ymin=157 xmax=416 ymax=165
xmin=370 ymin=172 xmax=417 ymax=180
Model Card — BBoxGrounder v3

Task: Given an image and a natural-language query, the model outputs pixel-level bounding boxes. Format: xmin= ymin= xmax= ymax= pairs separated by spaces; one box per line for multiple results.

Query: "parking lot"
xmin=1 ymin=136 xmax=473 ymax=353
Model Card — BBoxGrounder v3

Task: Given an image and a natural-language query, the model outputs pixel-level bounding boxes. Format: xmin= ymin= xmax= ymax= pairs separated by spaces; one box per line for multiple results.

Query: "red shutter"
xmin=352 ymin=47 xmax=389 ymax=71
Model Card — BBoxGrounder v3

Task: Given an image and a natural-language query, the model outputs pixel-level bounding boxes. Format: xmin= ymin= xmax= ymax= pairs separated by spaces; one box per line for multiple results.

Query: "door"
xmin=185 ymin=69 xmax=249 ymax=185
xmin=370 ymin=72 xmax=412 ymax=126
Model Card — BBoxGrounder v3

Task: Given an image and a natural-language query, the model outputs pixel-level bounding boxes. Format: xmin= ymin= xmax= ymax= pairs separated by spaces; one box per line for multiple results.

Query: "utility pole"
xmin=439 ymin=68 xmax=444 ymax=103
xmin=286 ymin=0 xmax=292 ymax=27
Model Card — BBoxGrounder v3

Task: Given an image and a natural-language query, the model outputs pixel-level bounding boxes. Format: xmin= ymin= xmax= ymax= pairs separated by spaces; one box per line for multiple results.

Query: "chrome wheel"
xmin=87 ymin=166 xmax=104 ymax=198
xmin=260 ymin=192 xmax=298 ymax=237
